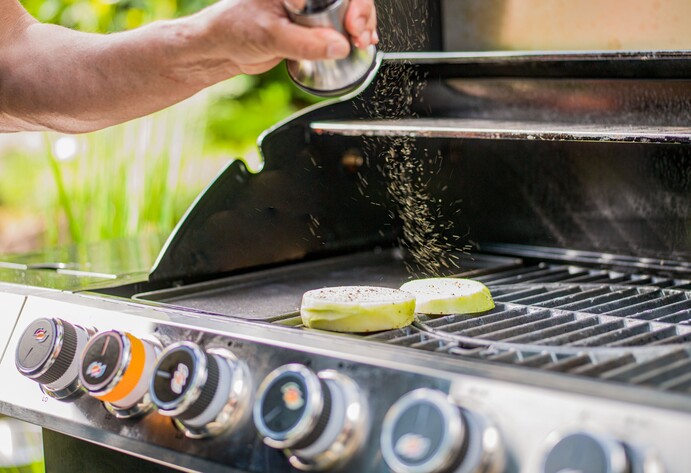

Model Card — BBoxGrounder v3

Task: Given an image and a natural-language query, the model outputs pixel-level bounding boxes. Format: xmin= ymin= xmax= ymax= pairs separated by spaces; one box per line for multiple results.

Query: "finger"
xmin=271 ymin=22 xmax=351 ymax=60
xmin=345 ymin=0 xmax=376 ymax=47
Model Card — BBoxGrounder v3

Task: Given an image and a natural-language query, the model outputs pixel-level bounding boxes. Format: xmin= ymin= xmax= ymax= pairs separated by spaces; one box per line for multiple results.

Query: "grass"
xmin=0 ymin=76 xmax=290 ymax=253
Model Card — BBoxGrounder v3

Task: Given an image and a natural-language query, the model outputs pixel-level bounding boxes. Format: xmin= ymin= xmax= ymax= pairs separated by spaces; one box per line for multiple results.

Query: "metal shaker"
xmin=284 ymin=0 xmax=378 ymax=96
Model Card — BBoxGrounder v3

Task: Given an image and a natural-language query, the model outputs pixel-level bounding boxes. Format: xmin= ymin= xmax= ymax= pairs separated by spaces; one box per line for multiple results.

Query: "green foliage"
xmin=6 ymin=0 xmax=320 ymax=250
xmin=21 ymin=0 xmax=214 ymax=32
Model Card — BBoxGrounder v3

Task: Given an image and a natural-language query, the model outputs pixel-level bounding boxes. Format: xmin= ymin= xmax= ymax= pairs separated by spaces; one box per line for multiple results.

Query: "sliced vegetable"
xmin=300 ymin=286 xmax=416 ymax=332
xmin=400 ymin=278 xmax=494 ymax=315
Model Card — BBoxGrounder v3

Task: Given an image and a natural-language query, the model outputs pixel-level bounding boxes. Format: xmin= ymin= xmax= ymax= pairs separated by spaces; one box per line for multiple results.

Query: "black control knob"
xmin=542 ymin=431 xmax=630 ymax=473
xmin=15 ymin=318 xmax=91 ymax=399
xmin=381 ymin=389 xmax=504 ymax=473
xmin=253 ymin=365 xmax=368 ymax=471
xmin=150 ymin=342 xmax=251 ymax=439
xmin=78 ymin=330 xmax=158 ymax=418
xmin=254 ymin=364 xmax=331 ymax=450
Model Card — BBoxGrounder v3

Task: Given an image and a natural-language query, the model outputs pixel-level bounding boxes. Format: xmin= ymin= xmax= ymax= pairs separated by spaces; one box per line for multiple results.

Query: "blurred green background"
xmin=0 ymin=0 xmax=320 ymax=255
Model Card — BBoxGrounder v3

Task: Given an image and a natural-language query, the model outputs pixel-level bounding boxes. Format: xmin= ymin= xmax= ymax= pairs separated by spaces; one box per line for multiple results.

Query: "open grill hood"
xmin=150 ymin=51 xmax=691 ymax=284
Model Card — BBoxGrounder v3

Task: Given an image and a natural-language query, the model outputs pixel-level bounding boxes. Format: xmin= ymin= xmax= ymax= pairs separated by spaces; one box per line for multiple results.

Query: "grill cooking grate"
xmin=474 ymin=262 xmax=691 ymax=290
xmin=365 ymin=263 xmax=691 ymax=394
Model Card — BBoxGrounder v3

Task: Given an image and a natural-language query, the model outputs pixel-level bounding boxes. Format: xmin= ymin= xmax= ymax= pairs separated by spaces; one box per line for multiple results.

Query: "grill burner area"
xmin=134 ymin=250 xmax=518 ymax=320
xmin=135 ymin=247 xmax=691 ymax=397
xmin=365 ymin=262 xmax=691 ymax=396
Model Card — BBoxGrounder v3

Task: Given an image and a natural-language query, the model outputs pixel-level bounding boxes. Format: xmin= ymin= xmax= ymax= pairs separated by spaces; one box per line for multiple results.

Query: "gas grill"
xmin=1 ymin=1 xmax=690 ymax=472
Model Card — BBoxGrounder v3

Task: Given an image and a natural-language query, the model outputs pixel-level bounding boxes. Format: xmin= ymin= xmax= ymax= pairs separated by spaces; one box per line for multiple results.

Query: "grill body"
xmin=1 ymin=2 xmax=690 ymax=472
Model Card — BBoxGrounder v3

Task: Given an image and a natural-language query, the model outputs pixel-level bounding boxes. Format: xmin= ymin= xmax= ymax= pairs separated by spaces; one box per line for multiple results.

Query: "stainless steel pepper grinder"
xmin=284 ymin=0 xmax=378 ymax=96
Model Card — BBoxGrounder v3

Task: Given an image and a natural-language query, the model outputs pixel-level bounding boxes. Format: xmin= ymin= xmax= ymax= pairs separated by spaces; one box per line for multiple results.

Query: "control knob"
xmin=78 ymin=330 xmax=159 ymax=418
xmin=541 ymin=431 xmax=632 ymax=473
xmin=381 ymin=389 xmax=504 ymax=473
xmin=253 ymin=364 xmax=368 ymax=471
xmin=149 ymin=341 xmax=252 ymax=438
xmin=15 ymin=318 xmax=91 ymax=399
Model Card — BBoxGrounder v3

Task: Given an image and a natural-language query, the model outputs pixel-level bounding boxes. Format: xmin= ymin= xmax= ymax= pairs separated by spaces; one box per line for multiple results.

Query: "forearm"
xmin=0 ymin=0 xmax=376 ymax=134
xmin=0 ymin=16 xmax=229 ymax=134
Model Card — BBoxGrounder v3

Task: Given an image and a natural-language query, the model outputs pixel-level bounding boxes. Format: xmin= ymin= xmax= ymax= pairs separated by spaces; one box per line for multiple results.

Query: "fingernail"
xmin=372 ymin=30 xmax=379 ymax=44
xmin=327 ymin=41 xmax=350 ymax=59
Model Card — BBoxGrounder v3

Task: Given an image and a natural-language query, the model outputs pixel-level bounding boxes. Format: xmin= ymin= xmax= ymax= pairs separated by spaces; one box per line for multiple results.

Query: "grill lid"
xmin=148 ymin=52 xmax=691 ymax=284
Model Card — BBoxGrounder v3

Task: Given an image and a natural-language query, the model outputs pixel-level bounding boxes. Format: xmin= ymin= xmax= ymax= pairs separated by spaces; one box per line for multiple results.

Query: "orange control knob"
xmin=78 ymin=330 xmax=158 ymax=418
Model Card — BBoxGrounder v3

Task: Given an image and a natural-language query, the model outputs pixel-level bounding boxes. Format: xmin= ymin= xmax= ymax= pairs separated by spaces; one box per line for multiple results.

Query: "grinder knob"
xmin=284 ymin=0 xmax=378 ymax=97
xmin=150 ymin=342 xmax=252 ymax=439
xmin=78 ymin=330 xmax=159 ymax=418
xmin=15 ymin=317 xmax=91 ymax=400
xmin=253 ymin=364 xmax=368 ymax=471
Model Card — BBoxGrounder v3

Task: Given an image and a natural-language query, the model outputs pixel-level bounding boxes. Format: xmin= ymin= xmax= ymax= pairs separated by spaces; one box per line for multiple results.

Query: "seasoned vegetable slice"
xmin=400 ymin=278 xmax=494 ymax=315
xmin=300 ymin=286 xmax=416 ymax=332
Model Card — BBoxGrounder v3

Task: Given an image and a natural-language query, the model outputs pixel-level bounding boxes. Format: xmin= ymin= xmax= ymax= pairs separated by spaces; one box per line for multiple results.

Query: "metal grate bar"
xmin=447 ymin=310 xmax=552 ymax=338
xmin=604 ymin=293 xmax=688 ymax=317
xmin=422 ymin=306 xmax=529 ymax=332
xmin=543 ymin=354 xmax=592 ymax=373
xmin=600 ymin=350 xmax=690 ymax=382
xmin=570 ymin=354 xmax=637 ymax=377
xmin=514 ymin=270 xmax=592 ymax=284
xmin=629 ymin=358 xmax=691 ymax=387
xmin=478 ymin=314 xmax=576 ymax=341
xmin=366 ymin=327 xmax=421 ymax=345
xmin=656 ymin=310 xmax=691 ymax=324
xmin=528 ymin=287 xmax=612 ymax=309
xmin=648 ymin=332 xmax=691 ymax=345
xmin=492 ymin=287 xmax=550 ymax=302
xmin=625 ymin=299 xmax=691 ymax=321
xmin=622 ymin=276 xmax=656 ymax=286
xmin=477 ymin=267 xmax=564 ymax=285
xmin=479 ymin=263 xmax=691 ymax=288
xmin=484 ymin=351 xmax=520 ymax=362
xmin=595 ymin=291 xmax=675 ymax=315
xmin=515 ymin=352 xmax=555 ymax=367
xmin=549 ymin=287 xmax=618 ymax=309
xmin=565 ymin=321 xmax=650 ymax=347
xmin=503 ymin=317 xmax=600 ymax=345
xmin=606 ymin=326 xmax=680 ymax=347
xmin=542 ymin=319 xmax=627 ymax=345
xmin=658 ymin=371 xmax=691 ymax=391
xmin=560 ymin=272 xmax=624 ymax=284
xmin=410 ymin=337 xmax=450 ymax=350
xmin=474 ymin=265 xmax=550 ymax=283
xmin=506 ymin=287 xmax=582 ymax=306
xmin=556 ymin=288 xmax=639 ymax=312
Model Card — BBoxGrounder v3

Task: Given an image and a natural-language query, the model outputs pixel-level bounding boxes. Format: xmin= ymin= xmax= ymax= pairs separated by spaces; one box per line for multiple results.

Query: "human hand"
xmin=184 ymin=0 xmax=378 ymax=79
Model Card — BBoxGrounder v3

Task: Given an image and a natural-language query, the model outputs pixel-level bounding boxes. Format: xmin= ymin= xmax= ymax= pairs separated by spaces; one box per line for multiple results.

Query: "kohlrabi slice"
xmin=300 ymin=286 xmax=416 ymax=332
xmin=399 ymin=278 xmax=494 ymax=315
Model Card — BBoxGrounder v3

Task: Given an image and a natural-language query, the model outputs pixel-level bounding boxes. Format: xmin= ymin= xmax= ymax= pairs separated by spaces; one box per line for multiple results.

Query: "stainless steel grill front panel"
xmin=1 ymin=290 xmax=690 ymax=472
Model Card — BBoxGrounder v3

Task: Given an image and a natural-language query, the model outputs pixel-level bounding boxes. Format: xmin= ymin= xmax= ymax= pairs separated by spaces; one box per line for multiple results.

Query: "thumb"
xmin=271 ymin=23 xmax=351 ymax=60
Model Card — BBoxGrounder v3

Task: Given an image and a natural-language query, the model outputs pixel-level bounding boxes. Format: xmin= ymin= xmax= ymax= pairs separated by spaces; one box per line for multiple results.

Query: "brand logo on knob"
xmin=395 ymin=433 xmax=431 ymax=461
xmin=171 ymin=363 xmax=190 ymax=395
xmin=33 ymin=328 xmax=49 ymax=343
xmin=281 ymin=382 xmax=304 ymax=411
xmin=86 ymin=361 xmax=107 ymax=379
